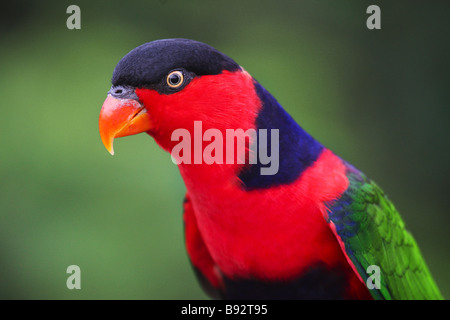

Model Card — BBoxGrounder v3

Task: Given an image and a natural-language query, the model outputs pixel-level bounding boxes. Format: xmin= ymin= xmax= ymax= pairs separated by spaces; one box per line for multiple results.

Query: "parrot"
xmin=98 ymin=38 xmax=442 ymax=300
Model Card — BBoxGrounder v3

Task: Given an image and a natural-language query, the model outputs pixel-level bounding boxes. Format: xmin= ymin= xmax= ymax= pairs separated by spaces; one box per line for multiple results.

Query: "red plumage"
xmin=100 ymin=40 xmax=376 ymax=299
xmin=135 ymin=70 xmax=371 ymax=299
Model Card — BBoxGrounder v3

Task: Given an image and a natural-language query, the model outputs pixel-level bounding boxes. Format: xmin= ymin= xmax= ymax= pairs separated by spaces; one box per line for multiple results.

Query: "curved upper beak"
xmin=99 ymin=95 xmax=152 ymax=155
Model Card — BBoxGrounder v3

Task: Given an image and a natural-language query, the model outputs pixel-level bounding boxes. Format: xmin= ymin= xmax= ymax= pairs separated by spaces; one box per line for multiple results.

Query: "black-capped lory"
xmin=98 ymin=39 xmax=442 ymax=300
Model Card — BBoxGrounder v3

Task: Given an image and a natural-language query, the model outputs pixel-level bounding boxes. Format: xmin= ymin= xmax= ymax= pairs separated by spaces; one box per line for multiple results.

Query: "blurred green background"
xmin=0 ymin=0 xmax=448 ymax=299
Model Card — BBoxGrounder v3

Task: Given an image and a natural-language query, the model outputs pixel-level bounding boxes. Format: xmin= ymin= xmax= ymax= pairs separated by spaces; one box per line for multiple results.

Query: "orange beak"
xmin=99 ymin=95 xmax=152 ymax=155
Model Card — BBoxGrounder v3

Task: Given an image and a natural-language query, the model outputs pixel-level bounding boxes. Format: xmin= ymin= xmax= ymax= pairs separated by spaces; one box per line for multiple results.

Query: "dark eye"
xmin=166 ymin=70 xmax=184 ymax=88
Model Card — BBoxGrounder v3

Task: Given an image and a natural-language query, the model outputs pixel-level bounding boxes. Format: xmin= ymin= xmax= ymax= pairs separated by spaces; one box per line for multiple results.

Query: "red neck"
xmin=182 ymin=149 xmax=351 ymax=280
xmin=137 ymin=69 xmax=354 ymax=282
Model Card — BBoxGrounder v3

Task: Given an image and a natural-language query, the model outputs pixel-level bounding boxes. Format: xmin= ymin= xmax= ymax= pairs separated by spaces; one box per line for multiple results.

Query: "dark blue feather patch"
xmin=238 ymin=81 xmax=324 ymax=190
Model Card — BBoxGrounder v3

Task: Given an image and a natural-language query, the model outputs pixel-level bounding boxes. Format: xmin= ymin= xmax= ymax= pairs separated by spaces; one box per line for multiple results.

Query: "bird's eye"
xmin=166 ymin=70 xmax=184 ymax=88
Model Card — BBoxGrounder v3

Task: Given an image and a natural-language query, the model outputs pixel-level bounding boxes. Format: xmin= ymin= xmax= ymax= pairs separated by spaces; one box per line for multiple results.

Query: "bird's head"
xmin=99 ymin=38 xmax=261 ymax=156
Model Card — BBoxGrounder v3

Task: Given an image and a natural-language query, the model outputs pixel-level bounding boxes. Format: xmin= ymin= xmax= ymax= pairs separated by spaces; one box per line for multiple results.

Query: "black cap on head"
xmin=111 ymin=39 xmax=240 ymax=88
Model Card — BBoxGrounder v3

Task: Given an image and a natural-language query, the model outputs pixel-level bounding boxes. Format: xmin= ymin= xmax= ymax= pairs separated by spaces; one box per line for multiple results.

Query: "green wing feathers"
xmin=326 ymin=170 xmax=443 ymax=300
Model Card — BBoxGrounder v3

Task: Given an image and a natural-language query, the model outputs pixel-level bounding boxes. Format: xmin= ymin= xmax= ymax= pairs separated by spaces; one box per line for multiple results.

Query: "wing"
xmin=325 ymin=166 xmax=443 ymax=300
xmin=183 ymin=194 xmax=223 ymax=299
